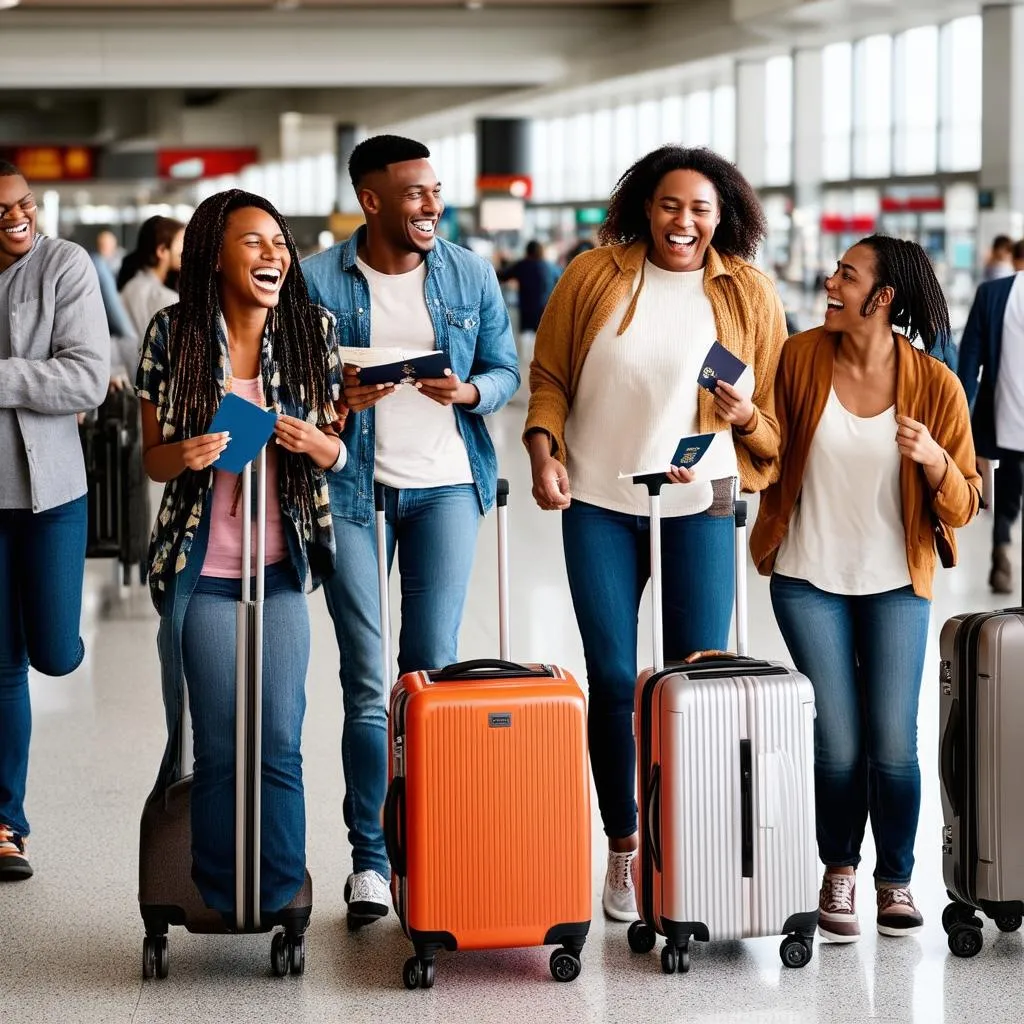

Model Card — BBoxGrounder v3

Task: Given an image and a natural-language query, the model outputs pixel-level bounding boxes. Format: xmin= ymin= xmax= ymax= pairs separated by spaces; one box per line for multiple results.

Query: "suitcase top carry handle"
xmin=430 ymin=658 xmax=554 ymax=682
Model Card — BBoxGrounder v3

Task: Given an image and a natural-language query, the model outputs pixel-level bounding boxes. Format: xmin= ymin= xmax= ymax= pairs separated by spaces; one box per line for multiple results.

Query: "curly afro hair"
xmin=600 ymin=146 xmax=767 ymax=260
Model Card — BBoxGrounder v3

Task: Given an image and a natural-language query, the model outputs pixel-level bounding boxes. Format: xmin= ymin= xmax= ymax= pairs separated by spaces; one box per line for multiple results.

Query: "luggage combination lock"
xmin=940 ymin=660 xmax=952 ymax=695
xmin=942 ymin=825 xmax=953 ymax=856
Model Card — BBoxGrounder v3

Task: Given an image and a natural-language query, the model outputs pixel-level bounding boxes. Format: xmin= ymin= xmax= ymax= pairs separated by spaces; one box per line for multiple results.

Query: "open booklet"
xmin=339 ymin=346 xmax=452 ymax=387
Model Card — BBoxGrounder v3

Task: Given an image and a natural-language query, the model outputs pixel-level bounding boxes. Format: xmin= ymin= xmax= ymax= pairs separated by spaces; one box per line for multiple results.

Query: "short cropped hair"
xmin=349 ymin=135 xmax=430 ymax=189
xmin=1013 ymin=239 xmax=1024 ymax=262
xmin=0 ymin=160 xmax=22 ymax=177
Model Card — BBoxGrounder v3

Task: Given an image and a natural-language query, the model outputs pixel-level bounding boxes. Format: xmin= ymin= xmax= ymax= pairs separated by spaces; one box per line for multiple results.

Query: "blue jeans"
xmin=323 ymin=483 xmax=481 ymax=876
xmin=562 ymin=500 xmax=735 ymax=839
xmin=180 ymin=564 xmax=309 ymax=914
xmin=0 ymin=496 xmax=87 ymax=837
xmin=770 ymin=573 xmax=930 ymax=886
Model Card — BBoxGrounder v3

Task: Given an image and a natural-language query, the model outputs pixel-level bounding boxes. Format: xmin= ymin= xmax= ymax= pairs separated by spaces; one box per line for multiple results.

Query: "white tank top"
xmin=775 ymin=387 xmax=912 ymax=595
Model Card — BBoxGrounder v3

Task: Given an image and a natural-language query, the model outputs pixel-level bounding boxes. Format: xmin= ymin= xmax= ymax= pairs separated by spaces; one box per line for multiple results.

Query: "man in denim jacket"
xmin=302 ymin=135 xmax=519 ymax=927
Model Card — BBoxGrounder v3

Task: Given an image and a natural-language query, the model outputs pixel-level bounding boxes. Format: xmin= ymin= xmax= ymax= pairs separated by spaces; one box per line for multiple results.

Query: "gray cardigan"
xmin=0 ymin=236 xmax=110 ymax=512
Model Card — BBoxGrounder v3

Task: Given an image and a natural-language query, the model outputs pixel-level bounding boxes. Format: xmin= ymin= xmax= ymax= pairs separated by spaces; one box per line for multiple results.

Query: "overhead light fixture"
xmin=273 ymin=0 xmax=300 ymax=10
xmin=0 ymin=1 xmax=22 ymax=9
xmin=465 ymin=1 xmax=484 ymax=9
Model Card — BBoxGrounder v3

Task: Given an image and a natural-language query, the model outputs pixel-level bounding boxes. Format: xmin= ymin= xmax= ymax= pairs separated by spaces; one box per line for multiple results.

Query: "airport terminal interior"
xmin=3 ymin=0 xmax=1024 ymax=1021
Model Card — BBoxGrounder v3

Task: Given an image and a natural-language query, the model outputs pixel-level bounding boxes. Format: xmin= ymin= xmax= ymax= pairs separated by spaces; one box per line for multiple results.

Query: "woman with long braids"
xmin=136 ymin=189 xmax=345 ymax=915
xmin=525 ymin=146 xmax=787 ymax=920
xmin=751 ymin=236 xmax=981 ymax=943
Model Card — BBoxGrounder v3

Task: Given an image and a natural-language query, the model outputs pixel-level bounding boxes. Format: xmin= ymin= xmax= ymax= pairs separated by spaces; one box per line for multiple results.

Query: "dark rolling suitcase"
xmin=628 ymin=476 xmax=819 ymax=975
xmin=80 ymin=389 xmax=150 ymax=585
xmin=137 ymin=448 xmax=312 ymax=979
xmin=938 ymin=519 xmax=1024 ymax=959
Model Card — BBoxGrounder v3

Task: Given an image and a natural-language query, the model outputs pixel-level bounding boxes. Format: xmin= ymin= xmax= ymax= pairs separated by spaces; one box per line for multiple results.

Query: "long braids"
xmin=167 ymin=189 xmax=330 ymax=536
xmin=856 ymin=235 xmax=951 ymax=354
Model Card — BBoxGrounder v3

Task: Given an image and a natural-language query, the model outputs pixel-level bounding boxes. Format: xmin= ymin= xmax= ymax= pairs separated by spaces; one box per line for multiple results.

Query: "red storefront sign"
xmin=820 ymin=214 xmax=877 ymax=234
xmin=476 ymin=174 xmax=533 ymax=199
xmin=880 ymin=195 xmax=945 ymax=213
xmin=157 ymin=148 xmax=259 ymax=180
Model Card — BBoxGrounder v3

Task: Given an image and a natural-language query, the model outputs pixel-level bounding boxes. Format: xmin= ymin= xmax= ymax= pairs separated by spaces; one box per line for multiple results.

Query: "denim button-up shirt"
xmin=302 ymin=230 xmax=519 ymax=524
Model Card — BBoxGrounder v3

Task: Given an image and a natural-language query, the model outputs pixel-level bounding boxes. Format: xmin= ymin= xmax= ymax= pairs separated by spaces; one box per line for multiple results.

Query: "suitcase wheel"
xmin=779 ymin=936 xmax=812 ymax=969
xmin=403 ymin=956 xmax=435 ymax=990
xmin=627 ymin=920 xmax=656 ymax=955
xmin=941 ymin=901 xmax=982 ymax=935
xmin=549 ymin=948 xmax=582 ymax=983
xmin=994 ymin=913 xmax=1022 ymax=934
xmin=271 ymin=931 xmax=305 ymax=977
xmin=141 ymin=935 xmax=169 ymax=980
xmin=948 ymin=922 xmax=984 ymax=958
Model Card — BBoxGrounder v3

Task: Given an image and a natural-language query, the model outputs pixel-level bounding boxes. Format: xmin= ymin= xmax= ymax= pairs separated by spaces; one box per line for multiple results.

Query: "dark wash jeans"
xmin=561 ymin=499 xmax=734 ymax=839
xmin=770 ymin=573 xmax=930 ymax=885
xmin=0 ymin=496 xmax=88 ymax=836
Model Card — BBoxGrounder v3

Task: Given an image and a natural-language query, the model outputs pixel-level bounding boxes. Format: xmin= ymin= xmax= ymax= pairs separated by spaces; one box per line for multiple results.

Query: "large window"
xmin=712 ymin=85 xmax=736 ymax=161
xmin=853 ymin=34 xmax=893 ymax=178
xmin=939 ymin=16 xmax=982 ymax=172
xmin=764 ymin=55 xmax=793 ymax=186
xmin=685 ymin=90 xmax=712 ymax=148
xmin=894 ymin=26 xmax=939 ymax=175
xmin=637 ymin=99 xmax=661 ymax=156
xmin=592 ymin=108 xmax=615 ymax=197
xmin=822 ymin=42 xmax=853 ymax=181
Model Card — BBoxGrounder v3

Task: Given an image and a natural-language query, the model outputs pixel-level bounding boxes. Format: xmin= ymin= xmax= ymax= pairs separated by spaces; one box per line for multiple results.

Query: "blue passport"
xmin=355 ymin=351 xmax=451 ymax=387
xmin=671 ymin=432 xmax=716 ymax=469
xmin=698 ymin=341 xmax=747 ymax=393
xmin=207 ymin=392 xmax=278 ymax=474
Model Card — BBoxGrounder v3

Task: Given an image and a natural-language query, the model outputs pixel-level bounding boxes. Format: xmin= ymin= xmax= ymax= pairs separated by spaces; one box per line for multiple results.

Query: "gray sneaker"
xmin=817 ymin=872 xmax=860 ymax=943
xmin=345 ymin=870 xmax=389 ymax=931
xmin=602 ymin=850 xmax=639 ymax=922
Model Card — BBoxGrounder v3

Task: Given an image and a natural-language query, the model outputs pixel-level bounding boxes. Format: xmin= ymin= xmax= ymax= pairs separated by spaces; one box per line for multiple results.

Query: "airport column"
xmin=792 ymin=48 xmax=824 ymax=292
xmin=980 ymin=5 xmax=1024 ymax=232
xmin=475 ymin=118 xmax=532 ymax=234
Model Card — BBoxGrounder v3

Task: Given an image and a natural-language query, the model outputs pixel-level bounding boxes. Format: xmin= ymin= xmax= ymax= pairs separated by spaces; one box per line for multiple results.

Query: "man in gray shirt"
xmin=0 ymin=160 xmax=109 ymax=880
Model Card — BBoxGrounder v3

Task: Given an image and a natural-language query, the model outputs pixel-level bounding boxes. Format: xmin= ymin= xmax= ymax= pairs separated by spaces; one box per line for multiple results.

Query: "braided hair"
xmin=600 ymin=146 xmax=767 ymax=260
xmin=855 ymin=235 xmax=951 ymax=354
xmin=167 ymin=189 xmax=330 ymax=535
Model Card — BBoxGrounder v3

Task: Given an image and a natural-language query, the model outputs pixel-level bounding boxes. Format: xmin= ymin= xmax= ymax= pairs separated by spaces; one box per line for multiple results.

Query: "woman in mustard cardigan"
xmin=524 ymin=146 xmax=787 ymax=922
xmin=751 ymin=236 xmax=980 ymax=943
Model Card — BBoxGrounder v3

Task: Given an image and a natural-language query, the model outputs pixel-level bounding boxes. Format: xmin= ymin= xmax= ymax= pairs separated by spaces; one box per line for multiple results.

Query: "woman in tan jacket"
xmin=524 ymin=146 xmax=787 ymax=921
xmin=751 ymin=236 xmax=980 ymax=944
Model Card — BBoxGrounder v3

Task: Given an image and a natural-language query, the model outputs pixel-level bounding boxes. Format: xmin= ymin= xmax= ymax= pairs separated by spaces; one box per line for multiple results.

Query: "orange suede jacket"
xmin=523 ymin=242 xmax=789 ymax=493
xmin=749 ymin=327 xmax=982 ymax=600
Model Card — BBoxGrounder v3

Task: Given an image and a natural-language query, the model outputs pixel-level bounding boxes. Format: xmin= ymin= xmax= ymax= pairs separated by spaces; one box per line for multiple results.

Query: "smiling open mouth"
xmin=3 ymin=223 xmax=30 ymax=239
xmin=411 ymin=219 xmax=436 ymax=237
xmin=667 ymin=234 xmax=697 ymax=252
xmin=826 ymin=298 xmax=844 ymax=311
xmin=251 ymin=267 xmax=282 ymax=293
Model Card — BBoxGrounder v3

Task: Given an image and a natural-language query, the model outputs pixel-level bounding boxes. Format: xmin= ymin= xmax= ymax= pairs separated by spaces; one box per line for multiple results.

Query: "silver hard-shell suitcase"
xmin=938 ymin=530 xmax=1024 ymax=958
xmin=138 ymin=449 xmax=312 ymax=979
xmin=628 ymin=475 xmax=819 ymax=974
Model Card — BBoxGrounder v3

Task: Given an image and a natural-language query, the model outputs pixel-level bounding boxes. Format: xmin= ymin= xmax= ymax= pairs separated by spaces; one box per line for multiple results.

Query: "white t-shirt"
xmin=995 ymin=273 xmax=1024 ymax=453
xmin=775 ymin=387 xmax=912 ymax=595
xmin=564 ymin=261 xmax=734 ymax=517
xmin=357 ymin=257 xmax=473 ymax=489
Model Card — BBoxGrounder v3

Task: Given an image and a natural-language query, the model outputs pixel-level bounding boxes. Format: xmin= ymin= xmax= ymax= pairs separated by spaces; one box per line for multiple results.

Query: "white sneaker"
xmin=602 ymin=849 xmax=639 ymax=922
xmin=345 ymin=870 xmax=389 ymax=931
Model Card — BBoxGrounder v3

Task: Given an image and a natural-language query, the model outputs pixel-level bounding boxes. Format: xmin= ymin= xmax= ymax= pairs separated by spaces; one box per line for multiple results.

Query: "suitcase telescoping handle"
xmin=235 ymin=447 xmax=267 ymax=932
xmin=636 ymin=473 xmax=749 ymax=672
xmin=374 ymin=478 xmax=518 ymax=680
xmin=374 ymin=483 xmax=393 ymax=683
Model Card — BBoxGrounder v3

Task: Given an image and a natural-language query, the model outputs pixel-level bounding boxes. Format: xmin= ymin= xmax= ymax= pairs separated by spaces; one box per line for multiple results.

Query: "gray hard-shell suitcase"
xmin=627 ymin=475 xmax=820 ymax=975
xmin=938 ymin=575 xmax=1024 ymax=957
xmin=137 ymin=449 xmax=312 ymax=979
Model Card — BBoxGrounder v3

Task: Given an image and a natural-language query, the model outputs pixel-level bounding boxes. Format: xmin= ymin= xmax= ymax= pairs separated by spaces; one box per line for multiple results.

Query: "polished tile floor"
xmin=4 ymin=395 xmax=1023 ymax=1023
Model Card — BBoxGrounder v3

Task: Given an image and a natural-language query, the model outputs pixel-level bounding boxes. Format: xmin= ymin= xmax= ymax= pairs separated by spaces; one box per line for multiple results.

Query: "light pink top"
xmin=200 ymin=377 xmax=288 ymax=578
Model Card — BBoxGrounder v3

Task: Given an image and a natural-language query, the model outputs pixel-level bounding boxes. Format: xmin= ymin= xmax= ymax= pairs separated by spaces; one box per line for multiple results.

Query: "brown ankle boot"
xmin=990 ymin=545 xmax=1013 ymax=595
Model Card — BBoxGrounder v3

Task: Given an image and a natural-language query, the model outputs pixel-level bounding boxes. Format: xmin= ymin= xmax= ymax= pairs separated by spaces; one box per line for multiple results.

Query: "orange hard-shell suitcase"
xmin=381 ymin=480 xmax=591 ymax=990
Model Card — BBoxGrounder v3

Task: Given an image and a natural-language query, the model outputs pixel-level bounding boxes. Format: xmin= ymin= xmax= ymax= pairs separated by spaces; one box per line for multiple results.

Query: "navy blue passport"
xmin=671 ymin=432 xmax=716 ymax=469
xmin=698 ymin=341 xmax=747 ymax=393
xmin=355 ymin=351 xmax=451 ymax=387
xmin=207 ymin=392 xmax=278 ymax=474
